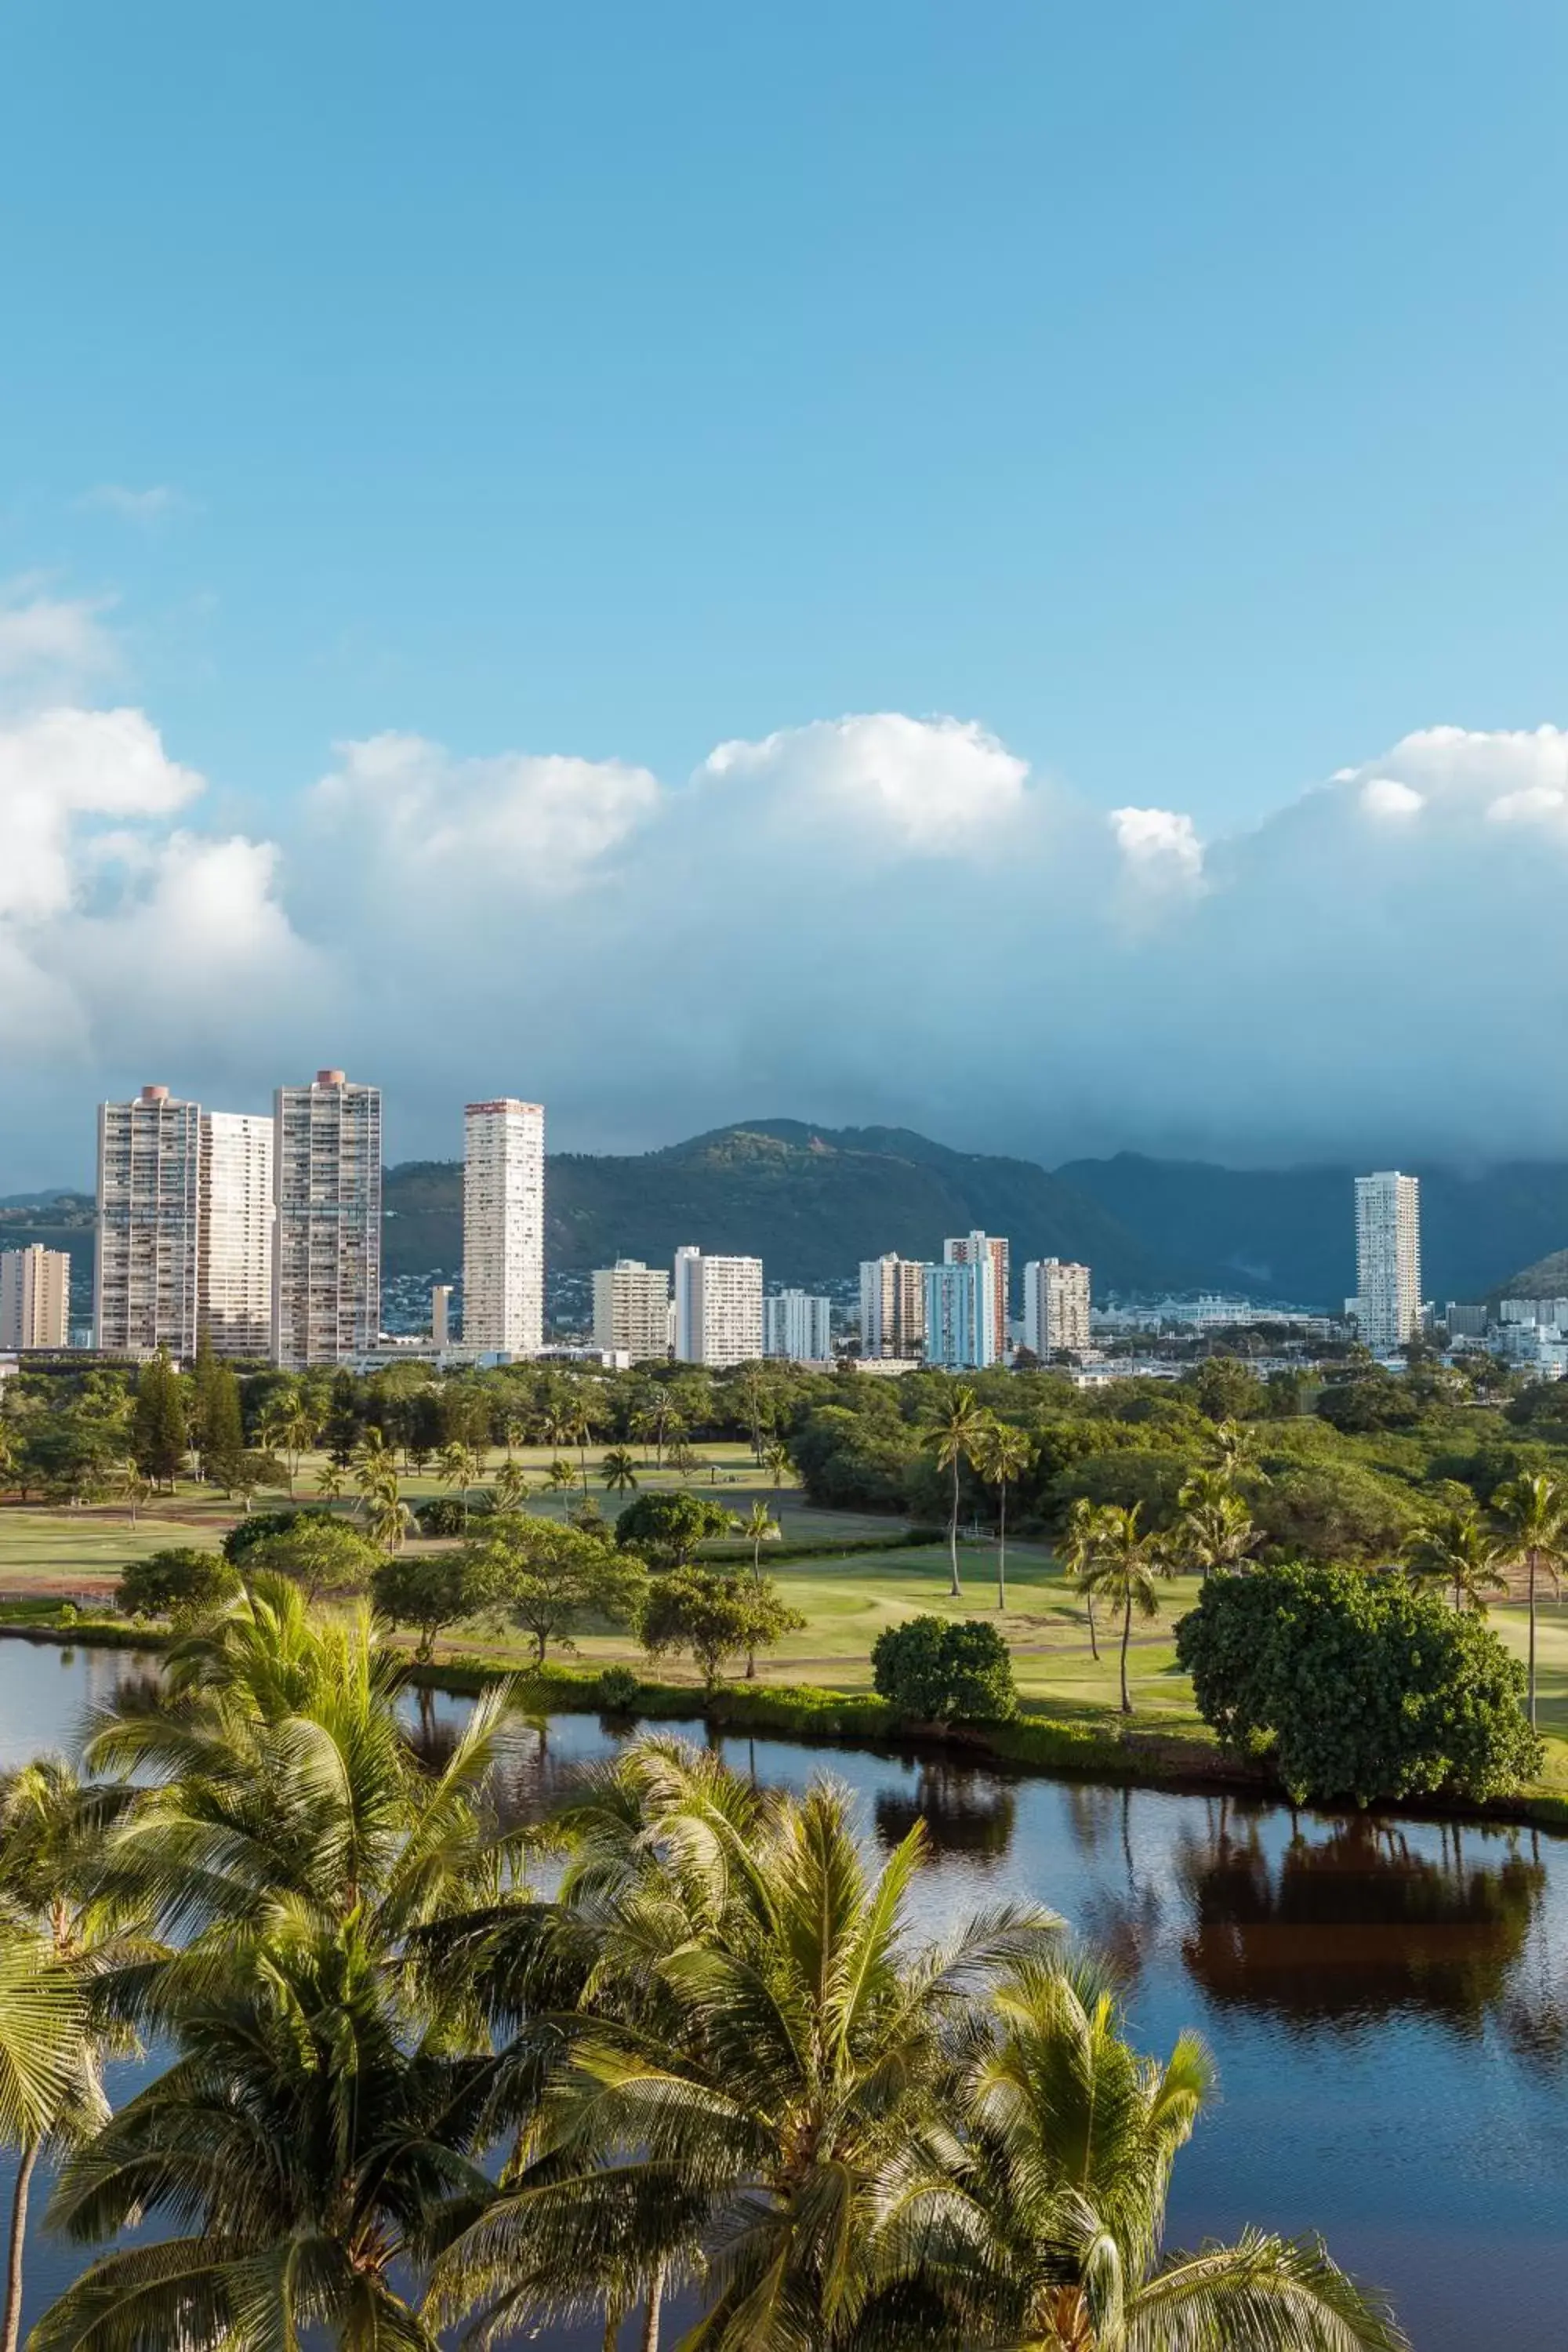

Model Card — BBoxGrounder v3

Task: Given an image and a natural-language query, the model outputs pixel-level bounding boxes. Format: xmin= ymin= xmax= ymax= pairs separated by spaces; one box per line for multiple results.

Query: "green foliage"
xmin=1046 ymin=1446 xmax=1191 ymax=1533
xmin=1185 ymin=1355 xmax=1268 ymax=1422
xmin=1315 ymin=1366 xmax=1421 ymax=1434
xmin=239 ymin=1516 xmax=382 ymax=1602
xmin=369 ymin=1548 xmax=503 ymax=1661
xmin=221 ymin=1507 xmax=306 ymax=1564
xmin=594 ymin=1664 xmax=641 ymax=1712
xmin=612 ymin=1489 xmax=733 ymax=1569
xmin=1176 ymin=1563 xmax=1543 ymax=1806
xmin=475 ymin=1514 xmax=648 ymax=1665
xmin=129 ymin=1349 xmax=186 ymax=1486
xmin=870 ymin=1613 xmax=1018 ymax=1724
xmin=1252 ymin=1458 xmax=1418 ymax=1564
xmin=117 ymin=1548 xmax=238 ymax=1623
xmin=638 ymin=1566 xmax=805 ymax=1690
xmin=413 ymin=1494 xmax=495 ymax=1537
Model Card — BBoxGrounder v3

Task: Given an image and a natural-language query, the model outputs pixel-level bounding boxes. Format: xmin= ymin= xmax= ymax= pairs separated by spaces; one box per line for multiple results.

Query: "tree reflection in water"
xmin=873 ymin=1761 xmax=1017 ymax=1862
xmin=1176 ymin=1802 xmax=1546 ymax=2031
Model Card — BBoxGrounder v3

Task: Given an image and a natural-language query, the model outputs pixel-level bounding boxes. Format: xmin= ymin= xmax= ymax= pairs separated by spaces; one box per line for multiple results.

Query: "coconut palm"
xmin=1059 ymin=1497 xmax=1111 ymax=1662
xmin=1174 ymin=1470 xmax=1261 ymax=1579
xmin=430 ymin=1743 xmax=1056 ymax=2350
xmin=601 ymin=1446 xmax=639 ymax=1496
xmin=110 ymin=1458 xmax=152 ymax=1527
xmin=438 ymin=1440 xmax=482 ymax=1530
xmin=1494 ymin=1472 xmax=1568 ymax=1726
xmin=924 ymin=1387 xmax=990 ymax=1600
xmin=314 ymin=1459 xmax=346 ymax=1506
xmin=1074 ymin=1505 xmax=1168 ymax=1715
xmin=871 ymin=1955 xmax=1407 ymax=2351
xmin=971 ymin=1421 xmax=1036 ymax=1611
xmin=763 ymin=1440 xmax=792 ymax=1487
xmin=1207 ymin=1419 xmax=1268 ymax=1485
xmin=0 ymin=1929 xmax=88 ymax=2352
xmin=735 ymin=1498 xmax=781 ymax=1583
xmin=1402 ymin=1505 xmax=1509 ymax=1617
xmin=543 ymin=1456 xmax=577 ymax=1494
xmin=493 ymin=1459 xmax=531 ymax=1515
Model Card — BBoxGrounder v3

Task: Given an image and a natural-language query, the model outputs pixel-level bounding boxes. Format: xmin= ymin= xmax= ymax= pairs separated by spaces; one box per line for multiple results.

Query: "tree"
xmin=239 ymin=1515 xmax=382 ymax=1603
xmin=1403 ymin=1505 xmax=1509 ymax=1617
xmin=438 ymin=1440 xmax=482 ymax=1529
xmin=110 ymin=1460 xmax=152 ymax=1526
xmin=871 ymin=1614 xmax=1018 ymax=1724
xmin=1074 ymin=1503 xmax=1167 ymax=1715
xmin=475 ymin=1515 xmax=648 ymax=1667
xmin=1174 ymin=1468 xmax=1260 ymax=1577
xmin=1252 ymin=1459 xmax=1417 ymax=1566
xmin=1189 ymin=1356 xmax=1267 ymax=1424
xmin=370 ymin=1547 xmax=504 ymax=1662
xmin=1176 ymin=1563 xmax=1544 ymax=1806
xmin=924 ymin=1385 xmax=989 ymax=1599
xmin=314 ymin=1459 xmax=346 ymax=1504
xmin=601 ymin=1446 xmax=639 ymax=1494
xmin=885 ymin=1955 xmax=1406 ymax=2352
xmin=492 ymin=1459 xmax=531 ymax=1514
xmin=763 ymin=1439 xmax=792 ymax=1486
xmin=639 ymin=1567 xmax=804 ymax=1693
xmin=1493 ymin=1472 xmax=1568 ymax=1729
xmin=117 ymin=1547 xmax=238 ymax=1623
xmin=971 ymin=1419 xmax=1035 ymax=1610
xmin=1058 ymin=1496 xmax=1109 ymax=1661
xmin=199 ymin=1361 xmax=245 ymax=1492
xmin=735 ymin=1498 xmax=780 ymax=1584
xmin=130 ymin=1349 xmax=186 ymax=1490
xmin=612 ymin=1490 xmax=732 ymax=1570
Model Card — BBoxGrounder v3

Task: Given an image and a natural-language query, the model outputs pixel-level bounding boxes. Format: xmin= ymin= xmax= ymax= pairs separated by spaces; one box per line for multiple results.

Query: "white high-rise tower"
xmin=1351 ymin=1171 xmax=1421 ymax=1352
xmin=198 ymin=1112 xmax=274 ymax=1357
xmin=271 ymin=1071 xmax=382 ymax=1368
xmin=95 ymin=1084 xmax=202 ymax=1356
xmin=463 ymin=1099 xmax=544 ymax=1355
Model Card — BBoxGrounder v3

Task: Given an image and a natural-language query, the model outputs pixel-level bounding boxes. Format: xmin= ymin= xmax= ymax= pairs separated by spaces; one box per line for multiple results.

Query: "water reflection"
xmin=1175 ymin=1807 xmax=1545 ymax=2028
xmin=873 ymin=1762 xmax=1016 ymax=1860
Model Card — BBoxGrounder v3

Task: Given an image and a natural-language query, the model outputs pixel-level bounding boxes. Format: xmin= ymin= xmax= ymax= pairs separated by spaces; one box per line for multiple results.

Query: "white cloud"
xmin=1487 ymin=784 xmax=1566 ymax=826
xmin=1359 ymin=777 xmax=1425 ymax=819
xmin=76 ymin=485 xmax=183 ymax=525
xmin=1110 ymin=804 xmax=1205 ymax=888
xmin=0 ymin=589 xmax=119 ymax=700
xmin=700 ymin=713 xmax=1029 ymax=853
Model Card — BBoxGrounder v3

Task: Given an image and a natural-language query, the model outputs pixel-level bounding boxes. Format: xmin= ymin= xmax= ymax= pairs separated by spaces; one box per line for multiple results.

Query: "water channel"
xmin=3 ymin=1638 xmax=1567 ymax=2348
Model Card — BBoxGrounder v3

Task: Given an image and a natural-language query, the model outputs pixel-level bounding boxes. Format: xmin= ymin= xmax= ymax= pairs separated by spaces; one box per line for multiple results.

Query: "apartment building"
xmin=673 ymin=1246 xmax=764 ymax=1367
xmin=1349 ymin=1171 xmax=1422 ymax=1352
xmin=198 ymin=1112 xmax=274 ymax=1357
xmin=463 ymin=1098 xmax=545 ymax=1355
xmin=0 ymin=1246 xmax=71 ymax=1351
xmin=944 ymin=1230 xmax=1010 ymax=1363
xmin=763 ymin=1290 xmax=833 ymax=1362
xmin=592 ymin=1259 xmax=672 ymax=1360
xmin=1022 ymin=1257 xmax=1091 ymax=1359
xmin=95 ymin=1084 xmax=202 ymax=1356
xmin=924 ymin=1252 xmax=996 ymax=1372
xmin=858 ymin=1254 xmax=927 ymax=1359
xmin=271 ymin=1070 xmax=382 ymax=1369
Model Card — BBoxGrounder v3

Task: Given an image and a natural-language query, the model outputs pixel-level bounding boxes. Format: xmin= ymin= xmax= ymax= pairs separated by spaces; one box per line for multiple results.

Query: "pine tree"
xmin=131 ymin=1349 xmax=188 ymax=1491
xmin=325 ymin=1371 xmax=361 ymax=1467
xmin=189 ymin=1338 xmax=222 ymax=1477
xmin=203 ymin=1367 xmax=245 ymax=1493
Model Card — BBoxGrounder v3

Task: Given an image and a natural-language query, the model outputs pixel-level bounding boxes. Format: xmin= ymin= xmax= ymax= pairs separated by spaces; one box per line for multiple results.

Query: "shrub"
xmin=222 ymin=1508 xmax=304 ymax=1564
xmin=638 ymin=1567 xmax=804 ymax=1691
xmin=413 ymin=1494 xmax=494 ymax=1537
xmin=118 ymin=1546 xmax=239 ymax=1621
xmin=1175 ymin=1563 xmax=1543 ymax=1806
xmin=595 ymin=1664 xmax=641 ymax=1712
xmin=612 ymin=1491 xmax=733 ymax=1570
xmin=870 ymin=1615 xmax=1017 ymax=1726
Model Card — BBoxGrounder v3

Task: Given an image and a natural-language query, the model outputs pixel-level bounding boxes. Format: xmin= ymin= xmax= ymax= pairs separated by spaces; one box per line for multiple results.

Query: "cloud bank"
xmin=2 ymin=606 xmax=1566 ymax=1183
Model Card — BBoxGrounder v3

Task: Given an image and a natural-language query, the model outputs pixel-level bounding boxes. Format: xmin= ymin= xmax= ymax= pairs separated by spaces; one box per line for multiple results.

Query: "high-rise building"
xmin=271 ymin=1070 xmax=382 ymax=1369
xmin=95 ymin=1084 xmax=202 ymax=1356
xmin=944 ymin=1230 xmax=1010 ymax=1363
xmin=858 ymin=1254 xmax=927 ymax=1359
xmin=924 ymin=1253 xmax=996 ymax=1372
xmin=673 ymin=1246 xmax=764 ymax=1367
xmin=0 ymin=1246 xmax=71 ymax=1351
xmin=198 ymin=1112 xmax=273 ymax=1358
xmin=430 ymin=1284 xmax=453 ymax=1347
xmin=763 ymin=1290 xmax=833 ymax=1362
xmin=1022 ymin=1258 xmax=1091 ymax=1359
xmin=463 ymin=1099 xmax=545 ymax=1356
xmin=1350 ymin=1171 xmax=1422 ymax=1352
xmin=592 ymin=1259 xmax=671 ymax=1360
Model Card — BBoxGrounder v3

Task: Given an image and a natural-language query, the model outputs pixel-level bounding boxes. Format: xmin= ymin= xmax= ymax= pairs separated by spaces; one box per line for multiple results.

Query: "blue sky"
xmin=3 ymin=3 xmax=1568 ymax=1178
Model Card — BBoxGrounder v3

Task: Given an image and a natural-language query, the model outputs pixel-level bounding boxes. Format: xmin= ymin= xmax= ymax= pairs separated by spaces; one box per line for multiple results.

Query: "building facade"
xmin=592 ymin=1259 xmax=672 ymax=1360
xmin=0 ymin=1246 xmax=71 ymax=1351
xmin=95 ymin=1085 xmax=202 ymax=1356
xmin=1022 ymin=1257 xmax=1091 ymax=1358
xmin=271 ymin=1071 xmax=382 ymax=1369
xmin=1350 ymin=1171 xmax=1422 ymax=1352
xmin=763 ymin=1290 xmax=833 ymax=1362
xmin=944 ymin=1230 xmax=1010 ymax=1363
xmin=673 ymin=1246 xmax=764 ymax=1367
xmin=198 ymin=1112 xmax=274 ymax=1358
xmin=463 ymin=1098 xmax=545 ymax=1355
xmin=858 ymin=1254 xmax=927 ymax=1359
xmin=924 ymin=1252 xmax=996 ymax=1372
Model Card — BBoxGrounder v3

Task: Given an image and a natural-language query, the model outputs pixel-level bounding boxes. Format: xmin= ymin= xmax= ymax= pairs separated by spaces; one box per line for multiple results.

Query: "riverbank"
xmin=9 ymin=1609 xmax=1568 ymax=1833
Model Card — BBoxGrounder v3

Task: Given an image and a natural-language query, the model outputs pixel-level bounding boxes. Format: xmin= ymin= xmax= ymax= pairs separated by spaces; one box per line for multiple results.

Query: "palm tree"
xmin=543 ymin=1456 xmax=577 ymax=1494
xmin=1207 ymin=1418 xmax=1268 ymax=1485
xmin=1174 ymin=1468 xmax=1260 ymax=1578
xmin=110 ymin=1458 xmax=152 ymax=1527
xmin=438 ymin=1440 xmax=481 ymax=1529
xmin=924 ymin=1386 xmax=990 ymax=1599
xmin=1074 ymin=1504 xmax=1167 ymax=1715
xmin=1058 ymin=1496 xmax=1109 ymax=1661
xmin=314 ymin=1459 xmax=346 ymax=1506
xmin=601 ymin=1447 xmax=639 ymax=1495
xmin=971 ymin=1420 xmax=1035 ymax=1611
xmin=873 ymin=1955 xmax=1406 ymax=2351
xmin=0 ymin=1929 xmax=88 ymax=2352
xmin=430 ymin=1742 xmax=1055 ymax=2350
xmin=1494 ymin=1472 xmax=1568 ymax=1727
xmin=493 ymin=1459 xmax=531 ymax=1514
xmin=1403 ymin=1505 xmax=1509 ymax=1617
xmin=276 ymin=1396 xmax=316 ymax=1496
xmin=362 ymin=1477 xmax=412 ymax=1554
xmin=762 ymin=1440 xmax=792 ymax=1488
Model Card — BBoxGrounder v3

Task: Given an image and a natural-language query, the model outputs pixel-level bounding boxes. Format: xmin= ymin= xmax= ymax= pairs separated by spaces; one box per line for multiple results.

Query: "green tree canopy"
xmin=238 ymin=1515 xmax=382 ymax=1603
xmin=612 ymin=1490 xmax=732 ymax=1570
xmin=476 ymin=1515 xmax=648 ymax=1665
xmin=638 ymin=1566 xmax=804 ymax=1692
xmin=871 ymin=1614 xmax=1018 ymax=1725
xmin=117 ymin=1548 xmax=238 ymax=1624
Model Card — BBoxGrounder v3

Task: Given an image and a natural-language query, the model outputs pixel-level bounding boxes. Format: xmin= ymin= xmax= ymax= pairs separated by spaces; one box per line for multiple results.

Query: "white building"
xmin=430 ymin=1284 xmax=453 ymax=1346
xmin=198 ymin=1112 xmax=273 ymax=1358
xmin=673 ymin=1246 xmax=763 ymax=1367
xmin=1348 ymin=1171 xmax=1422 ymax=1353
xmin=764 ymin=1290 xmax=833 ymax=1362
xmin=463 ymin=1098 xmax=544 ymax=1355
xmin=858 ymin=1254 xmax=927 ymax=1359
xmin=95 ymin=1084 xmax=202 ymax=1356
xmin=924 ymin=1253 xmax=996 ymax=1372
xmin=944 ymin=1231 xmax=1009 ymax=1363
xmin=592 ymin=1259 xmax=672 ymax=1359
xmin=0 ymin=1246 xmax=71 ymax=1351
xmin=272 ymin=1070 xmax=382 ymax=1369
xmin=1022 ymin=1258 xmax=1091 ymax=1358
